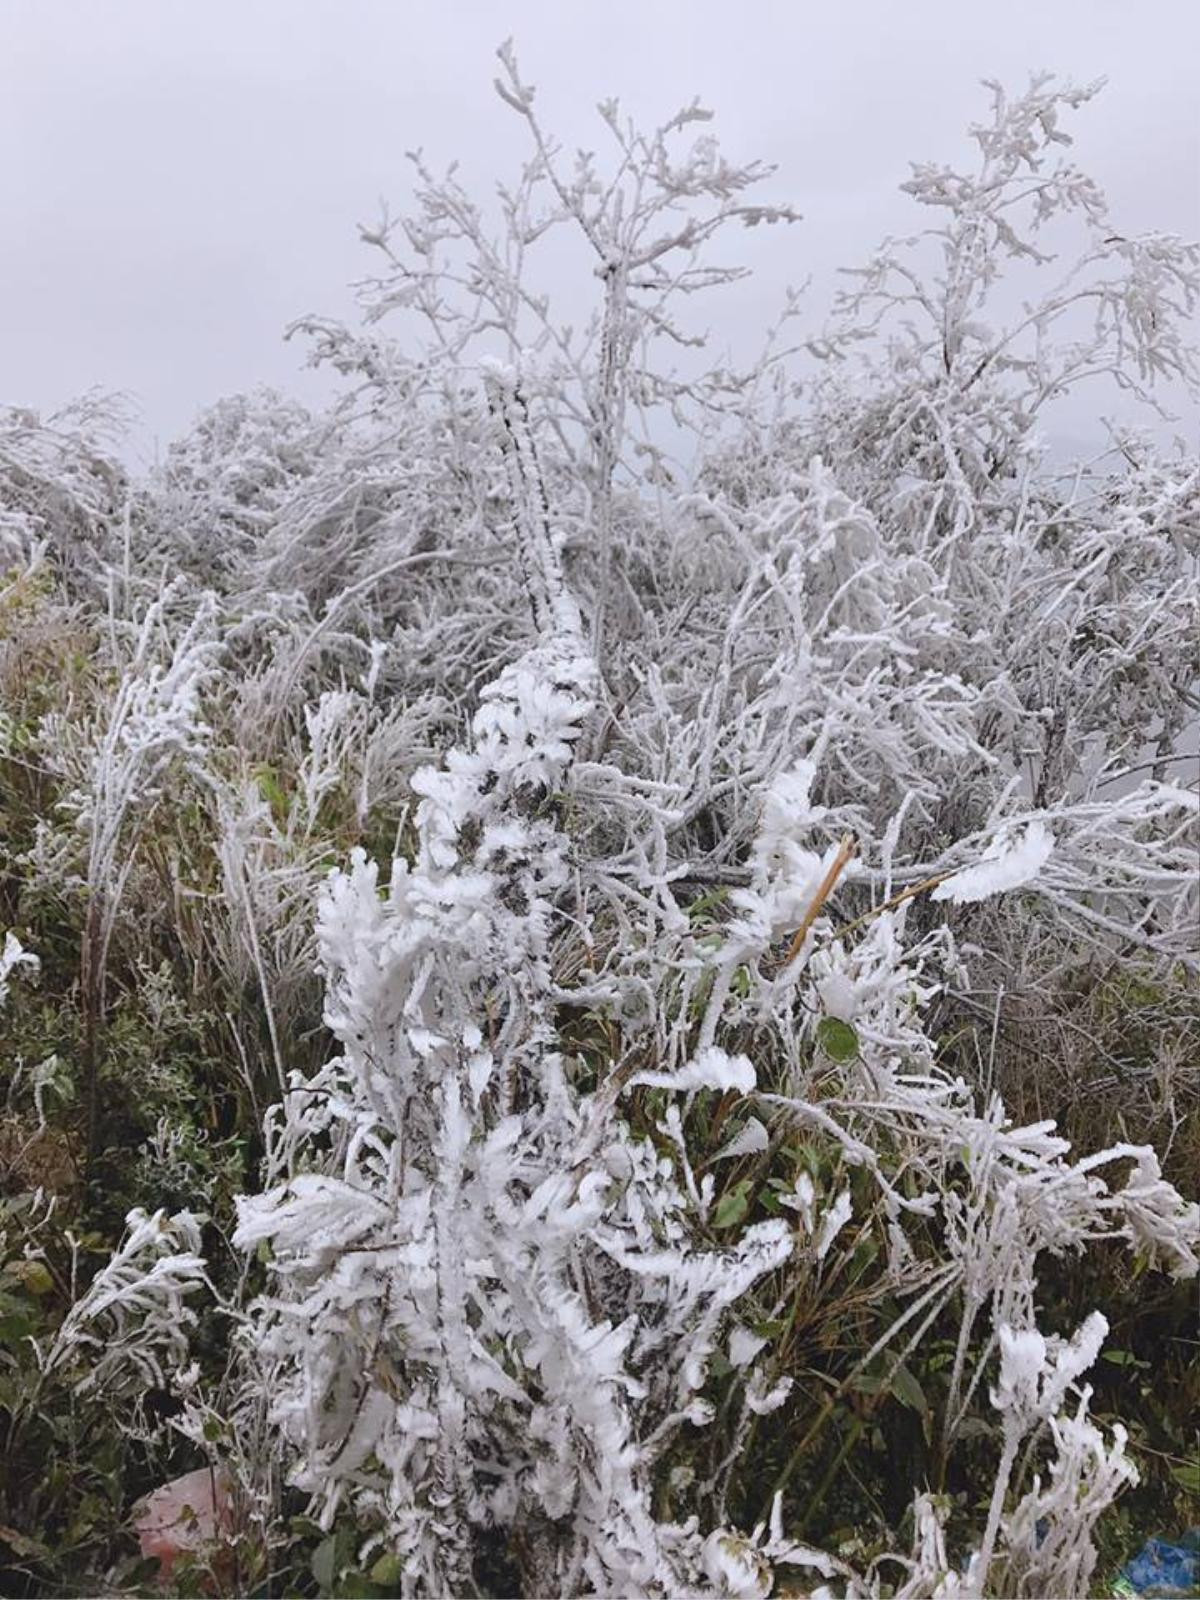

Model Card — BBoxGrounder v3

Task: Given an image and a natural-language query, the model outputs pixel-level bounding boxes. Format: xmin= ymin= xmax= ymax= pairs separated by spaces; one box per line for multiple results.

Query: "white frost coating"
xmin=712 ymin=1117 xmax=770 ymax=1162
xmin=992 ymin=1311 xmax=1109 ymax=1428
xmin=931 ymin=821 xmax=1055 ymax=904
xmin=778 ymin=1170 xmax=817 ymax=1232
xmin=1117 ymin=1148 xmax=1200 ymax=1278
xmin=46 ymin=1208 xmax=208 ymax=1398
xmin=728 ymin=1325 xmax=769 ymax=1369
xmin=814 ymin=1189 xmax=853 ymax=1261
xmin=701 ymin=1530 xmax=772 ymax=1598
xmin=628 ymin=1046 xmax=756 ymax=1095
xmin=701 ymin=1497 xmax=846 ymax=1599
xmin=744 ymin=1372 xmax=795 ymax=1416
xmin=755 ymin=760 xmax=825 ymax=861
xmin=232 ymin=1174 xmax=390 ymax=1258
xmin=729 ymin=761 xmax=844 ymax=947
xmin=0 ymin=930 xmax=38 ymax=1006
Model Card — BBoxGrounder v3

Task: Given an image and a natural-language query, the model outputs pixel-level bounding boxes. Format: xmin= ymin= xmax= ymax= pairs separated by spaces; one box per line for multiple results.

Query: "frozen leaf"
xmin=931 ymin=821 xmax=1054 ymax=904
xmin=728 ymin=1325 xmax=769 ymax=1368
xmin=815 ymin=1189 xmax=853 ymax=1261
xmin=712 ymin=1117 xmax=770 ymax=1161
xmin=629 ymin=1046 xmax=756 ymax=1095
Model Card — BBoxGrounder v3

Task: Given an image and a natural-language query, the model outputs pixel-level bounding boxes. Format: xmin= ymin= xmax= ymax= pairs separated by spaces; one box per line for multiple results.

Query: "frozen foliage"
xmin=5 ymin=49 xmax=1197 ymax=1600
xmin=930 ymin=821 xmax=1055 ymax=904
xmin=219 ymin=367 xmax=797 ymax=1596
xmin=0 ymin=931 xmax=38 ymax=1007
xmin=31 ymin=589 xmax=221 ymax=1165
xmin=0 ymin=396 xmax=129 ymax=581
xmin=41 ymin=1207 xmax=209 ymax=1399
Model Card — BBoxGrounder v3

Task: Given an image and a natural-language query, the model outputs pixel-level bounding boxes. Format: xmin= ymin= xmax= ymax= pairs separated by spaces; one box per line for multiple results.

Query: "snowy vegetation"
xmin=0 ymin=50 xmax=1197 ymax=1598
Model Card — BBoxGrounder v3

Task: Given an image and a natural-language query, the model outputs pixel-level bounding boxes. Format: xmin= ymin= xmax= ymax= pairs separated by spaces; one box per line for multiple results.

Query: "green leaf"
xmin=956 ymin=1416 xmax=995 ymax=1441
xmin=848 ymin=1362 xmax=927 ymax=1413
xmin=1169 ymin=1460 xmax=1200 ymax=1494
xmin=337 ymin=1577 xmax=385 ymax=1598
xmin=713 ymin=1179 xmax=752 ymax=1229
xmin=849 ymin=1372 xmax=886 ymax=1396
xmin=1100 ymin=1349 xmax=1148 ymax=1369
xmin=849 ymin=1235 xmax=879 ymax=1276
xmin=313 ymin=1535 xmax=338 ymax=1594
xmin=0 ymin=1523 xmax=50 ymax=1559
xmin=891 ymin=1363 xmax=929 ymax=1414
xmin=0 ymin=1293 xmax=37 ymax=1343
xmin=370 ymin=1554 xmax=404 ymax=1587
xmin=817 ymin=1017 xmax=860 ymax=1063
xmin=753 ymin=1319 xmax=787 ymax=1340
xmin=253 ymin=762 xmax=289 ymax=825
xmin=126 ymin=1557 xmax=167 ymax=1585
xmin=9 ymin=1259 xmax=53 ymax=1296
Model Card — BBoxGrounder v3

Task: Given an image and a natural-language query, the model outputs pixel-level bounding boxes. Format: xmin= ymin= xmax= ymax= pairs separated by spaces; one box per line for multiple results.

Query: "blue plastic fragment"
xmin=1119 ymin=1532 xmax=1200 ymax=1598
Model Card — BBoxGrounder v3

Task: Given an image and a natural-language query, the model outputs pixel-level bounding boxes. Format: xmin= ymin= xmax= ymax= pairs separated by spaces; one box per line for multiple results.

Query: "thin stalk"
xmin=972 ymin=1432 xmax=1019 ymax=1599
xmin=784 ymin=834 xmax=857 ymax=968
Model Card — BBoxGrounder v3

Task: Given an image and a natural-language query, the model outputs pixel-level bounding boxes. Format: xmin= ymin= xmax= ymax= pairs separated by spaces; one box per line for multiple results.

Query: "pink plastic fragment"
xmin=133 ymin=1467 xmax=231 ymax=1581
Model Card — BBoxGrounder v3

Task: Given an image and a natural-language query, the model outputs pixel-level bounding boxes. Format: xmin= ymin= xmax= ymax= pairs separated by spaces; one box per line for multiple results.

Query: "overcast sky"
xmin=2 ymin=0 xmax=1197 ymax=466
